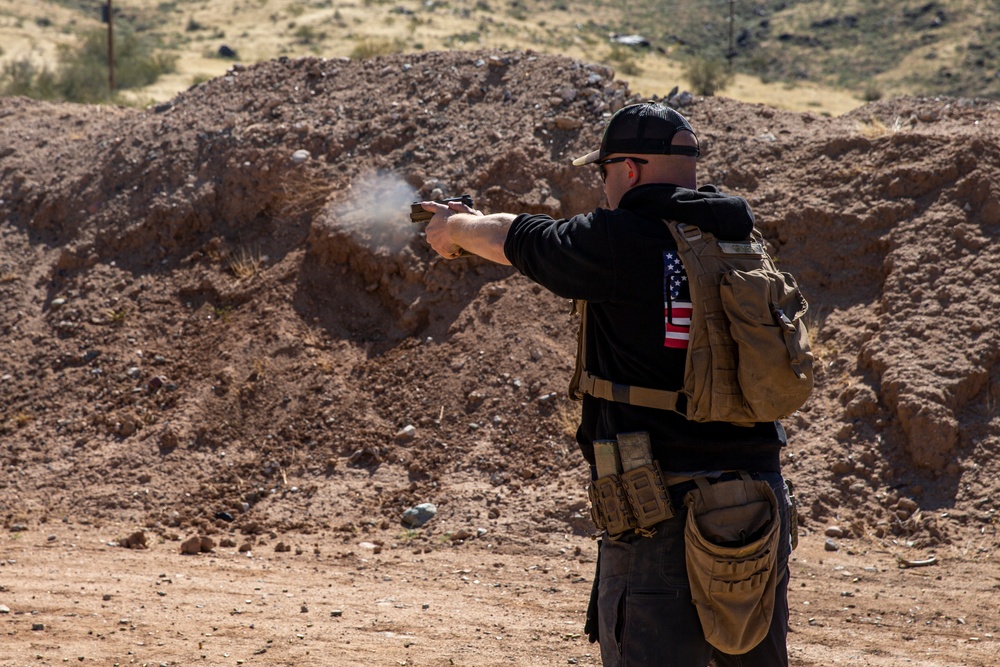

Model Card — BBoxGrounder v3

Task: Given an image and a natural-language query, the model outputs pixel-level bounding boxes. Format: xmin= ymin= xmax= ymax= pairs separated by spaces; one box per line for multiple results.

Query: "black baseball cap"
xmin=572 ymin=103 xmax=700 ymax=166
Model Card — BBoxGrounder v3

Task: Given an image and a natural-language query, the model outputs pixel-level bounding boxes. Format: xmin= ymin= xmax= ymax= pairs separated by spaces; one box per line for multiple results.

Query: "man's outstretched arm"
xmin=421 ymin=200 xmax=515 ymax=266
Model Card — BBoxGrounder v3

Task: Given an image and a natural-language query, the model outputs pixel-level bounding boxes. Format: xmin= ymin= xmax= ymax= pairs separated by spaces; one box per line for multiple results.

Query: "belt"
xmin=664 ymin=471 xmax=747 ymax=504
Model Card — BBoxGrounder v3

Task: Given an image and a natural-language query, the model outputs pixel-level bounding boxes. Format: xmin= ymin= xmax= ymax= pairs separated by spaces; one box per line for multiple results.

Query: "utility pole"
xmin=727 ymin=0 xmax=735 ymax=67
xmin=107 ymin=1 xmax=115 ymax=93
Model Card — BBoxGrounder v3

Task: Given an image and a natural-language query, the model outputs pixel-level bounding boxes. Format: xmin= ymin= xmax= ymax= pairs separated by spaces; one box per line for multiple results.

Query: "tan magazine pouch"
xmin=683 ymin=474 xmax=780 ymax=655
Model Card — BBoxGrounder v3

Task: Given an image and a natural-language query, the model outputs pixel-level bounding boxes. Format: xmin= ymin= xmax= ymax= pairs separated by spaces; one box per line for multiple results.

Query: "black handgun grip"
xmin=409 ymin=194 xmax=474 ymax=223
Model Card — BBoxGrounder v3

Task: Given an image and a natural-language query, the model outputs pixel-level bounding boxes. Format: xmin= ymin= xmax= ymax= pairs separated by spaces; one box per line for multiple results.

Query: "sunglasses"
xmin=595 ymin=156 xmax=649 ymax=182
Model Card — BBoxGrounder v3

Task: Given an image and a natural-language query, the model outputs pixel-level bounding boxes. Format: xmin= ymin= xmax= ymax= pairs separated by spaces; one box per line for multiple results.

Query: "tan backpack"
xmin=570 ymin=219 xmax=813 ymax=425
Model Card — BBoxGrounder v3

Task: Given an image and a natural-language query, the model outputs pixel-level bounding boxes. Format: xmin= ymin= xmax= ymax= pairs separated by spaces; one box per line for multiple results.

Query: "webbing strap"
xmin=578 ymin=371 xmax=683 ymax=412
xmin=568 ymin=300 xmax=588 ymax=401
xmin=570 ymin=299 xmax=685 ymax=414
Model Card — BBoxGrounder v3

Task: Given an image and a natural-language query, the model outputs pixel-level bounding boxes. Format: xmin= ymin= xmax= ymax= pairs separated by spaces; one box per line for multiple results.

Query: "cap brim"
xmin=572 ymin=149 xmax=601 ymax=166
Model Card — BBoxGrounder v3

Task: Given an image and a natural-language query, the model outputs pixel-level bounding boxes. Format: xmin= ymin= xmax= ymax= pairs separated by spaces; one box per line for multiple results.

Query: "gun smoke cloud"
xmin=323 ymin=171 xmax=419 ymax=255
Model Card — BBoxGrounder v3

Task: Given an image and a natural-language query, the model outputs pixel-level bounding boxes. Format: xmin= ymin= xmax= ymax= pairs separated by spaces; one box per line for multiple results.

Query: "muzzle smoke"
xmin=327 ymin=172 xmax=419 ymax=254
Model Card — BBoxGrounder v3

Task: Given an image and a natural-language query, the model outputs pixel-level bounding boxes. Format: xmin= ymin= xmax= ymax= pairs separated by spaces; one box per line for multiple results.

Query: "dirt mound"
xmin=2 ymin=50 xmax=999 ymax=553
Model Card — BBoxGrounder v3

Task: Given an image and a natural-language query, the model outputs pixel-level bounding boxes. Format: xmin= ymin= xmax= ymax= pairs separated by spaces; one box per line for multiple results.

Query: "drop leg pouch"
xmin=683 ymin=474 xmax=780 ymax=655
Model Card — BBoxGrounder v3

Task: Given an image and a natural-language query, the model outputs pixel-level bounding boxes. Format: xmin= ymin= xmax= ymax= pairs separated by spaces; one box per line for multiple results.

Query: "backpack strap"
xmin=569 ymin=299 xmax=686 ymax=414
xmin=568 ymin=299 xmax=588 ymax=401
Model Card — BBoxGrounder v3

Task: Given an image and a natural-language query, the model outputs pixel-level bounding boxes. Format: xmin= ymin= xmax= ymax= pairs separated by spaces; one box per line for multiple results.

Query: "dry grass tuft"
xmin=856 ymin=116 xmax=905 ymax=139
xmin=228 ymin=247 xmax=263 ymax=280
xmin=277 ymin=166 xmax=343 ymax=220
xmin=105 ymin=307 xmax=128 ymax=326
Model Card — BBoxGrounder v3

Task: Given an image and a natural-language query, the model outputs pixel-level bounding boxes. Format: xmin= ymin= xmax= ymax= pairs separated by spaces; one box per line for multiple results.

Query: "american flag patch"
xmin=664 ymin=251 xmax=691 ymax=349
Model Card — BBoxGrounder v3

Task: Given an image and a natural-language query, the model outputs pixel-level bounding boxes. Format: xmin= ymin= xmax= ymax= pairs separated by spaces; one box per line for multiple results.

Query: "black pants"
xmin=597 ymin=471 xmax=791 ymax=667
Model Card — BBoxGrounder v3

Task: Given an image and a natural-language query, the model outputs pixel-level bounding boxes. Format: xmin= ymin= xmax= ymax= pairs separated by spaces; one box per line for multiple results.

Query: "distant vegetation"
xmin=2 ymin=0 xmax=999 ymax=105
xmin=684 ymin=58 xmax=734 ymax=97
xmin=1 ymin=28 xmax=176 ymax=103
xmin=625 ymin=0 xmax=1000 ymax=100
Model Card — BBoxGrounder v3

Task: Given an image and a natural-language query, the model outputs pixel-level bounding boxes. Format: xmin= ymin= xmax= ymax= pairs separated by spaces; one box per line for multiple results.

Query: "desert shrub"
xmin=444 ymin=31 xmax=482 ymax=47
xmin=684 ymin=57 xmax=733 ymax=96
xmin=349 ymin=37 xmax=404 ymax=59
xmin=607 ymin=44 xmax=642 ymax=76
xmin=1 ymin=58 xmax=58 ymax=98
xmin=294 ymin=25 xmax=326 ymax=45
xmin=862 ymin=82 xmax=883 ymax=102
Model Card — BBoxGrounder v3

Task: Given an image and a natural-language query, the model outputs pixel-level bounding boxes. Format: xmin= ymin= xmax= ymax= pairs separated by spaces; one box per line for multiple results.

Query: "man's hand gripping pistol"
xmin=410 ymin=194 xmax=475 ymax=257
xmin=409 ymin=194 xmax=474 ymax=223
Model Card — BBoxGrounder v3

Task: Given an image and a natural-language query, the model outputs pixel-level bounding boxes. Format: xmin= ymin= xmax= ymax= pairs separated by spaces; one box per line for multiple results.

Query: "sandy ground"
xmin=3 ymin=520 xmax=998 ymax=666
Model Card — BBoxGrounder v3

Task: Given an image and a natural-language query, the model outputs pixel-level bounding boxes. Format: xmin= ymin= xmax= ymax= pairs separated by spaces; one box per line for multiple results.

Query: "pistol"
xmin=409 ymin=194 xmax=475 ymax=223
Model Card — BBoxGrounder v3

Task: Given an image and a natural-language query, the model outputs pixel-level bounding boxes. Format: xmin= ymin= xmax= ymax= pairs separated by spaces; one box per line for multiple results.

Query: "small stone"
xmin=824 ymin=526 xmax=845 ymax=538
xmin=358 ymin=541 xmax=382 ymax=554
xmin=32 ymin=623 xmax=44 ymax=631
xmin=331 ymin=609 xmax=343 ymax=617
xmin=824 ymin=539 xmax=839 ymax=552
xmin=291 ymin=149 xmax=311 ymax=164
xmin=394 ymin=425 xmax=417 ymax=443
xmin=558 ymin=88 xmax=578 ymax=102
xmin=275 ymin=542 xmax=291 ymax=553
xmin=401 ymin=503 xmax=437 ymax=528
xmin=0 ymin=605 xmax=10 ymax=614
xmin=200 ymin=536 xmax=216 ymax=552
xmin=117 ymin=415 xmax=139 ymax=437
xmin=180 ymin=535 xmax=202 ymax=555
xmin=122 ymin=531 xmax=147 ymax=549
xmin=553 ymin=116 xmax=583 ymax=131
xmin=897 ymin=497 xmax=919 ymax=513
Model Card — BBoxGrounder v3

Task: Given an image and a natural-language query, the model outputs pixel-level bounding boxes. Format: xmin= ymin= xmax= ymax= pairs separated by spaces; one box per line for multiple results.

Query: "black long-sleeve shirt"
xmin=504 ymin=183 xmax=785 ymax=472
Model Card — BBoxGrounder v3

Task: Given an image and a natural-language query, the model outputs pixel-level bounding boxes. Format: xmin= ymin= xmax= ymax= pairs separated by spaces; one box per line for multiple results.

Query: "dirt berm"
xmin=1 ymin=49 xmax=998 ymax=559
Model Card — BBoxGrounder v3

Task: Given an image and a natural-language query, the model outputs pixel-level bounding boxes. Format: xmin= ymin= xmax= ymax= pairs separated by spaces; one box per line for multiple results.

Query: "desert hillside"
xmin=3 ymin=47 xmax=999 ymax=549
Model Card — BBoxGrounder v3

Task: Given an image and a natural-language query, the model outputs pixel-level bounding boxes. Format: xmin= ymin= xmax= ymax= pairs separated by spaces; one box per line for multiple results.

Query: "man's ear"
xmin=626 ymin=158 xmax=640 ymax=185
